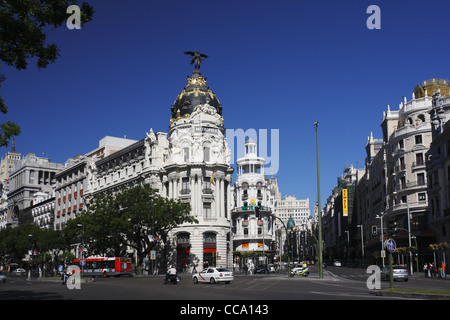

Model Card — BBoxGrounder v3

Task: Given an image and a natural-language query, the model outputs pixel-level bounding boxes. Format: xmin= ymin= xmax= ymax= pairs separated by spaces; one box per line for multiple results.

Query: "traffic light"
xmin=255 ymin=206 xmax=261 ymax=219
xmin=372 ymin=225 xmax=377 ymax=235
xmin=388 ymin=218 xmax=398 ymax=236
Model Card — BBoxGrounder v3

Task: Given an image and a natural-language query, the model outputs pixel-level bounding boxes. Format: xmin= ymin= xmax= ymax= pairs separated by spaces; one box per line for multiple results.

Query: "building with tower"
xmin=231 ymin=139 xmax=276 ymax=268
xmin=78 ymin=54 xmax=234 ymax=272
xmin=0 ymin=142 xmax=21 ymax=229
xmin=166 ymin=63 xmax=233 ymax=271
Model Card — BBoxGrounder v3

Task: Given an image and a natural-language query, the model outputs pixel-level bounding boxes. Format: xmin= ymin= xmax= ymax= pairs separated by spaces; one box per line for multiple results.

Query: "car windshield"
xmin=216 ymin=268 xmax=229 ymax=272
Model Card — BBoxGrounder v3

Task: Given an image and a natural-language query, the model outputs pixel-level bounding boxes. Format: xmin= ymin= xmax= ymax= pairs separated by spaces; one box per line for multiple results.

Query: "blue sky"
xmin=1 ymin=0 xmax=450 ymax=214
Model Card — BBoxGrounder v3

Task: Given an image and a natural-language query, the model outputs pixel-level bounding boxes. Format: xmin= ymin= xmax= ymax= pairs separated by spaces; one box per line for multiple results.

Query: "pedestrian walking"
xmin=424 ymin=263 xmax=428 ymax=277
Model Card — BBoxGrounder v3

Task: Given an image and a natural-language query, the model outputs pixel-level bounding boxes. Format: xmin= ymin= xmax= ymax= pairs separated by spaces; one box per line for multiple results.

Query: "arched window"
xmin=203 ymin=232 xmax=217 ymax=267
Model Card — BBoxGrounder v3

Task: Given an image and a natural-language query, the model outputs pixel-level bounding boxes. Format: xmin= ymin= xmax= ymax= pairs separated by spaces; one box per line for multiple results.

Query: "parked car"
xmin=192 ymin=267 xmax=234 ymax=284
xmin=0 ymin=272 xmax=6 ymax=283
xmin=381 ymin=265 xmax=409 ymax=281
xmin=333 ymin=260 xmax=342 ymax=267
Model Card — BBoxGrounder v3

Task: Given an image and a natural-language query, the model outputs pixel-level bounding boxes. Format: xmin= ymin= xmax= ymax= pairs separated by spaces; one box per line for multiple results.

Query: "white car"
xmin=14 ymin=268 xmax=26 ymax=274
xmin=192 ymin=267 xmax=234 ymax=284
xmin=333 ymin=261 xmax=342 ymax=267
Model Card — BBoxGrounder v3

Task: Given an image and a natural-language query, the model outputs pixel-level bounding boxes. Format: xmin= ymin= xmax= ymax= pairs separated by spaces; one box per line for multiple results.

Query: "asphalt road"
xmin=0 ymin=267 xmax=420 ymax=300
xmin=3 ymin=267 xmax=448 ymax=317
xmin=2 ymin=266 xmax=450 ymax=301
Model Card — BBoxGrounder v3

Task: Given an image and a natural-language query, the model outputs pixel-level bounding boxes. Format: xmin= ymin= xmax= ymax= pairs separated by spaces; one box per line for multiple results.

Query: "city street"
xmin=3 ymin=266 xmax=449 ymax=318
xmin=2 ymin=266 xmax=449 ymax=301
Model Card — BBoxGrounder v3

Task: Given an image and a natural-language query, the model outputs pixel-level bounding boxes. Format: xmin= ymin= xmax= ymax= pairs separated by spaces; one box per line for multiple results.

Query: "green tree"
xmin=64 ymin=185 xmax=198 ymax=267
xmin=0 ymin=0 xmax=94 ymax=147
xmin=0 ymin=223 xmax=63 ymax=269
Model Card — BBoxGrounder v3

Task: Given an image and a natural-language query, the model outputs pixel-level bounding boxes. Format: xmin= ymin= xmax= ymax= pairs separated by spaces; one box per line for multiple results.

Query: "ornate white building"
xmin=80 ymin=63 xmax=234 ymax=271
xmin=166 ymin=68 xmax=233 ymax=271
xmin=231 ymin=139 xmax=276 ymax=266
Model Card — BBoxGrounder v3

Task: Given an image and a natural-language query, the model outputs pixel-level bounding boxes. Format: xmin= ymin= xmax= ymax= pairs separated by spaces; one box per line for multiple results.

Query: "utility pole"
xmin=314 ymin=122 xmax=323 ymax=279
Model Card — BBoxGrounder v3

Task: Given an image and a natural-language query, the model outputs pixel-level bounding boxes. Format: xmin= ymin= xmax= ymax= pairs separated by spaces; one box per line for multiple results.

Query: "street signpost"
xmin=385 ymin=239 xmax=396 ymax=253
xmin=80 ymin=259 xmax=86 ymax=278
xmin=385 ymin=239 xmax=396 ymax=288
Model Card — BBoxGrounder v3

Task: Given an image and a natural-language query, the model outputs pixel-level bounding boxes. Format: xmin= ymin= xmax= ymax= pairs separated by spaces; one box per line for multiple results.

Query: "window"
xmin=415 ymin=135 xmax=422 ymax=145
xmin=183 ymin=147 xmax=189 ymax=162
xmin=203 ymin=232 xmax=216 ymax=243
xmin=399 ymin=139 xmax=404 ymax=149
xmin=203 ymin=202 xmax=211 ymax=218
xmin=182 ymin=177 xmax=190 ymax=193
xmin=399 ymin=157 xmax=405 ymax=170
xmin=400 ymin=176 xmax=406 ymax=189
xmin=417 ymin=173 xmax=425 ymax=186
xmin=418 ymin=193 xmax=426 ymax=201
xmin=203 ymin=147 xmax=210 ymax=162
xmin=203 ymin=177 xmax=211 ymax=191
xmin=415 ymin=153 xmax=424 ymax=166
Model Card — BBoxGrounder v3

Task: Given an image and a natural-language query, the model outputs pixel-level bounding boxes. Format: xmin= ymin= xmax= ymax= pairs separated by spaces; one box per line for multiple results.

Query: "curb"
xmin=375 ymin=290 xmax=450 ymax=300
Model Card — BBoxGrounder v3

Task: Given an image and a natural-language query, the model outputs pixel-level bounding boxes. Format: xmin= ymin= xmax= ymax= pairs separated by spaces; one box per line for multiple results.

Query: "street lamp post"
xmin=270 ymin=214 xmax=291 ymax=278
xmin=345 ymin=230 xmax=350 ymax=260
xmin=357 ymin=224 xmax=364 ymax=262
xmin=407 ymin=202 xmax=413 ymax=275
xmin=376 ymin=212 xmax=386 ymax=267
xmin=314 ymin=122 xmax=323 ymax=279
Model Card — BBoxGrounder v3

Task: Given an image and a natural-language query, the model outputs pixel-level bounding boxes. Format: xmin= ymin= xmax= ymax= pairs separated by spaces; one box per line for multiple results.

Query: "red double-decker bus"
xmin=73 ymin=257 xmax=132 ymax=277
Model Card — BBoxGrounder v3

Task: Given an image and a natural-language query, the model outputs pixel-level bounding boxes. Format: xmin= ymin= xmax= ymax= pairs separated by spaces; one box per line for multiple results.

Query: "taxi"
xmin=192 ymin=267 xmax=234 ymax=284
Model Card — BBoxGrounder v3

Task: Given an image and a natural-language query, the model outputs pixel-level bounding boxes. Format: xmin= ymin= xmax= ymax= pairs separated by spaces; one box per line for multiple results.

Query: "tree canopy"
xmin=0 ymin=223 xmax=66 ymax=268
xmin=64 ymin=184 xmax=197 ymax=266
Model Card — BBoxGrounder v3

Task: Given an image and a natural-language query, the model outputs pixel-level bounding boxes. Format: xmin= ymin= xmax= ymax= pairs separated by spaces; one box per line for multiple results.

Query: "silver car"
xmin=0 ymin=272 xmax=6 ymax=283
xmin=381 ymin=265 xmax=409 ymax=281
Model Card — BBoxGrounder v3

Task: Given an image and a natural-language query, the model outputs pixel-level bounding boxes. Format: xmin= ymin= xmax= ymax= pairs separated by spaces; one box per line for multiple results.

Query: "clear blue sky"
xmin=1 ymin=0 xmax=450 ymax=215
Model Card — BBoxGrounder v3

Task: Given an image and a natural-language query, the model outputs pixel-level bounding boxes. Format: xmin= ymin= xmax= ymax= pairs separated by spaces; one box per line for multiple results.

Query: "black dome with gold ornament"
xmin=170 ymin=52 xmax=222 ymax=121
